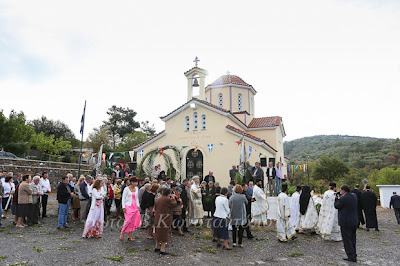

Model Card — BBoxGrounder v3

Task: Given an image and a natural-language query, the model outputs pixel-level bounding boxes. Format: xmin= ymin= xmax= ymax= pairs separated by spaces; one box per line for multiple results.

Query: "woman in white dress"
xmin=82 ymin=179 xmax=105 ymax=238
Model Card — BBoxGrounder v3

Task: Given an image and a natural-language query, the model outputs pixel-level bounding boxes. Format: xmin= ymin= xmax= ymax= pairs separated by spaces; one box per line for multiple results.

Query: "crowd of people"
xmin=1 ymin=163 xmax=399 ymax=261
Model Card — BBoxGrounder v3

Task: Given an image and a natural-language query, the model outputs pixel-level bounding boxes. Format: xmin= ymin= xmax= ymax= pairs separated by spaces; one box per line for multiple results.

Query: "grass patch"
xmin=33 ymin=246 xmax=43 ymax=252
xmin=9 ymin=261 xmax=29 ymax=266
xmin=195 ymin=235 xmax=213 ymax=240
xmin=327 ymin=261 xmax=335 ymax=264
xmin=85 ymin=260 xmax=96 ymax=265
xmin=125 ymin=247 xmax=136 ymax=253
xmin=38 ymin=231 xmax=52 ymax=235
xmin=68 ymin=240 xmax=82 ymax=243
xmin=253 ymin=238 xmax=265 ymax=242
xmin=0 ymin=255 xmax=7 ymax=261
xmin=54 ymin=246 xmax=73 ymax=251
xmin=5 ymin=231 xmax=23 ymax=235
xmin=371 ymin=236 xmax=377 ymax=239
xmin=394 ymin=230 xmax=400 ymax=233
xmin=54 ymin=237 xmax=68 ymax=240
xmin=143 ymin=248 xmax=151 ymax=251
xmin=104 ymin=256 xmax=124 ymax=262
xmin=34 ymin=223 xmax=43 ymax=228
xmin=6 ymin=223 xmax=14 ymax=228
xmin=207 ymin=248 xmax=216 ymax=254
xmin=170 ymin=253 xmax=179 ymax=257
xmin=381 ymin=241 xmax=389 ymax=246
xmin=16 ymin=235 xmax=26 ymax=238
xmin=288 ymin=252 xmax=304 ymax=257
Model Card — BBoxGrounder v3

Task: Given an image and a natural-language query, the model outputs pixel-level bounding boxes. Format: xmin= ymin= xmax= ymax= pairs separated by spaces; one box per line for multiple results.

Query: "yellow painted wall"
xmin=206 ymin=85 xmax=255 ymax=116
xmin=136 ymin=104 xmax=275 ymax=187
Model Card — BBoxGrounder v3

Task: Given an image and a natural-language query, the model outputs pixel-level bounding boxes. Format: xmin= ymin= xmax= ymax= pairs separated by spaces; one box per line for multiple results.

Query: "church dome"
xmin=209 ymin=74 xmax=253 ymax=88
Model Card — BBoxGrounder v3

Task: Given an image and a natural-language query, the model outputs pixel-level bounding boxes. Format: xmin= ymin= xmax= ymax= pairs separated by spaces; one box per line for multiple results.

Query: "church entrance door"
xmin=186 ymin=149 xmax=203 ymax=180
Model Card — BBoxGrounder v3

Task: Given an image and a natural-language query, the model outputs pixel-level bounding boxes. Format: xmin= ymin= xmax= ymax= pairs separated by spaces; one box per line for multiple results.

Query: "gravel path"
xmin=0 ymin=196 xmax=399 ymax=266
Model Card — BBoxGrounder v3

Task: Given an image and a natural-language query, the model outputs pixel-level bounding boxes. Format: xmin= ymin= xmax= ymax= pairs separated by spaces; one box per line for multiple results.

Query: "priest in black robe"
xmin=360 ymin=186 xmax=379 ymax=231
xmin=351 ymin=184 xmax=365 ymax=227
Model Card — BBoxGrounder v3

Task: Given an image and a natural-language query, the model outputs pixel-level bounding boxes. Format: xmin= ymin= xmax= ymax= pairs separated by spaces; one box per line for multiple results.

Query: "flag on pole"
xmin=97 ymin=144 xmax=103 ymax=167
xmin=129 ymin=151 xmax=135 ymax=162
xmin=235 ymin=141 xmax=242 ymax=145
xmin=139 ymin=150 xmax=143 ymax=158
xmin=248 ymin=146 xmax=252 ymax=158
xmin=181 ymin=146 xmax=188 ymax=151
xmin=288 ymin=164 xmax=291 ymax=173
xmin=80 ymin=101 xmax=86 ymax=135
xmin=109 ymin=152 xmax=114 ymax=160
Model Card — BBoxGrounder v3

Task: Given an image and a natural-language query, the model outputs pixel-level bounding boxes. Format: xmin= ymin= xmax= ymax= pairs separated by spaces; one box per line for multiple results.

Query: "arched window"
xmin=185 ymin=116 xmax=190 ymax=131
xmin=238 ymin=93 xmax=243 ymax=111
xmin=218 ymin=93 xmax=223 ymax=107
xmin=193 ymin=112 xmax=198 ymax=130
xmin=201 ymin=114 xmax=206 ymax=130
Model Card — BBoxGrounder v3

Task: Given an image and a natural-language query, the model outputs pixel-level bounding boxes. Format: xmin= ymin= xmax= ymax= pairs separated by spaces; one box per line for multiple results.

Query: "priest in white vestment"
xmin=277 ymin=184 xmax=296 ymax=242
xmin=188 ymin=176 xmax=204 ymax=225
xmin=290 ymin=186 xmax=301 ymax=231
xmin=251 ymin=180 xmax=269 ymax=225
xmin=316 ymin=182 xmax=342 ymax=241
xmin=298 ymin=185 xmax=318 ymax=233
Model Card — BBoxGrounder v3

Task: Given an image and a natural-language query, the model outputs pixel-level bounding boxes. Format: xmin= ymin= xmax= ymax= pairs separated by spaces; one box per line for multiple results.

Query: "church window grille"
xmin=185 ymin=116 xmax=190 ymax=131
xmin=218 ymin=93 xmax=223 ymax=107
xmin=238 ymin=93 xmax=243 ymax=111
xmin=201 ymin=114 xmax=206 ymax=130
xmin=193 ymin=112 xmax=198 ymax=131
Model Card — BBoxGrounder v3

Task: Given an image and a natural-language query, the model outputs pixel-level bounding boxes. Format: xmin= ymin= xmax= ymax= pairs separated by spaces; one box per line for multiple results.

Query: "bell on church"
xmin=192 ymin=77 xmax=199 ymax=87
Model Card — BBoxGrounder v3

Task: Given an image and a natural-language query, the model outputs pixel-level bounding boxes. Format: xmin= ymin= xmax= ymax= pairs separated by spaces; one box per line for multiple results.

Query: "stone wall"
xmin=0 ymin=158 xmax=92 ymax=190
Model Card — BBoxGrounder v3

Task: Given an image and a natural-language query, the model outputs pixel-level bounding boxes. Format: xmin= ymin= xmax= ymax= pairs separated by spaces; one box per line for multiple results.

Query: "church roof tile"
xmin=226 ymin=124 xmax=277 ymax=152
xmin=248 ymin=116 xmax=282 ymax=128
xmin=184 ymin=67 xmax=207 ymax=75
xmin=209 ymin=74 xmax=253 ymax=88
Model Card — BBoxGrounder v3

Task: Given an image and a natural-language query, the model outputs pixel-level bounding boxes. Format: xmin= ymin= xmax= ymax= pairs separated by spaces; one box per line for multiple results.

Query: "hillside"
xmin=284 ymin=135 xmax=400 ymax=168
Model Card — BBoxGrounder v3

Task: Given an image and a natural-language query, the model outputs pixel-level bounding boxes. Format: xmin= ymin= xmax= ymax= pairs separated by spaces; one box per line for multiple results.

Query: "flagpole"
xmin=78 ymin=100 xmax=86 ymax=178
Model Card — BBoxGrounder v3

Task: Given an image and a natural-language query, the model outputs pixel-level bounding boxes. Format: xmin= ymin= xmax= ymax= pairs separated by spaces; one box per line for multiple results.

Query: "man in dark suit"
xmin=334 ymin=184 xmax=358 ymax=263
xmin=361 ymin=186 xmax=379 ymax=231
xmin=179 ymin=179 xmax=190 ymax=232
xmin=229 ymin=166 xmax=238 ymax=181
xmin=204 ymin=171 xmax=216 ymax=184
xmin=390 ymin=192 xmax=400 ymax=225
xmin=251 ymin=162 xmax=264 ymax=188
xmin=266 ymin=161 xmax=276 ymax=196
xmin=351 ymin=184 xmax=365 ymax=228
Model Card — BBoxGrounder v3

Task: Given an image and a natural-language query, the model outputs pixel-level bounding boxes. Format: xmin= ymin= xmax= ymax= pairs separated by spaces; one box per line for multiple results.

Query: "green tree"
xmin=0 ymin=110 xmax=34 ymax=156
xmin=140 ymin=121 xmax=156 ymax=137
xmin=30 ymin=116 xmax=79 ymax=147
xmin=116 ymin=131 xmax=147 ymax=152
xmin=103 ymin=105 xmax=140 ymax=148
xmin=312 ymin=155 xmax=350 ymax=183
xmin=84 ymin=126 xmax=112 ymax=152
xmin=377 ymin=167 xmax=400 ymax=185
xmin=30 ymin=132 xmax=72 ymax=161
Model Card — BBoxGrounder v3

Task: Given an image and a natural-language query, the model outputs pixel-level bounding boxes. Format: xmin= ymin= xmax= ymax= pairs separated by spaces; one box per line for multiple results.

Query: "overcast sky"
xmin=0 ymin=0 xmax=399 ymax=143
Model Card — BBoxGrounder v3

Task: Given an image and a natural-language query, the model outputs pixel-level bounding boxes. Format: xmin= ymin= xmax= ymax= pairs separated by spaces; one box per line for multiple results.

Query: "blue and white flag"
xmin=248 ymin=146 xmax=252 ymax=158
xmin=139 ymin=150 xmax=144 ymax=158
xmin=109 ymin=152 xmax=114 ymax=159
xmin=80 ymin=101 xmax=86 ymax=135
xmin=208 ymin=144 xmax=213 ymax=152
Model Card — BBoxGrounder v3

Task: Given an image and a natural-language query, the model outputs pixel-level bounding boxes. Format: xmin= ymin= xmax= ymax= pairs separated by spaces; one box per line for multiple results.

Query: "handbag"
xmin=110 ymin=200 xmax=117 ymax=212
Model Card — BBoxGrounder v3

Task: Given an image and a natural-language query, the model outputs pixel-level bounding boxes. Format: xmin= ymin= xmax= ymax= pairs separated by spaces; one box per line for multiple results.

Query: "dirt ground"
xmin=0 ymin=195 xmax=399 ymax=266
